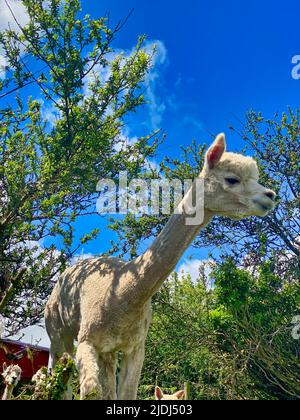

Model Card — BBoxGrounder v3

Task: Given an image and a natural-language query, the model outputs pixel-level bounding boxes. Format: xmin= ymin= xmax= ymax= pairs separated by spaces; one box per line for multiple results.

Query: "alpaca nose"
xmin=264 ymin=190 xmax=276 ymax=201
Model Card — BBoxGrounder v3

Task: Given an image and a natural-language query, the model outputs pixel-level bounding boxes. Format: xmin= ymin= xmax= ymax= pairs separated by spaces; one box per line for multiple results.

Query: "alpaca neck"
xmin=126 ymin=189 xmax=213 ymax=306
xmin=2 ymin=385 xmax=13 ymax=400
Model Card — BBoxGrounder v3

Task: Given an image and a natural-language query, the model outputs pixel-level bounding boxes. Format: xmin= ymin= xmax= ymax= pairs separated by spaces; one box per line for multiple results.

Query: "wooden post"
xmin=184 ymin=381 xmax=191 ymax=400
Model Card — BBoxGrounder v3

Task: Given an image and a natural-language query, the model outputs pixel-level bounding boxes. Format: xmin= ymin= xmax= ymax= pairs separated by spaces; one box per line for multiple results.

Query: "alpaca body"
xmin=46 ymin=257 xmax=152 ymax=399
xmin=46 ymin=218 xmax=208 ymax=399
xmin=45 ymin=134 xmax=276 ymax=400
xmin=46 ymin=257 xmax=152 ymax=356
xmin=32 ymin=368 xmax=48 ymax=399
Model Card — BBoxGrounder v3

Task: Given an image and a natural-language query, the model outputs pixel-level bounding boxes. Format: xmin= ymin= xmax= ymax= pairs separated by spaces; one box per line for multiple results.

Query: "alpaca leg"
xmin=46 ymin=336 xmax=74 ymax=400
xmin=98 ymin=353 xmax=117 ymax=400
xmin=76 ymin=341 xmax=102 ymax=400
xmin=59 ymin=345 xmax=75 ymax=401
xmin=49 ymin=333 xmax=73 ymax=368
xmin=49 ymin=339 xmax=64 ymax=368
xmin=45 ymin=301 xmax=73 ymax=367
xmin=117 ymin=342 xmax=145 ymax=400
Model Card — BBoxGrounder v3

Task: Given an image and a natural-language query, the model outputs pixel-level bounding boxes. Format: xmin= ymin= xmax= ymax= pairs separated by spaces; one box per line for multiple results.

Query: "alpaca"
xmin=31 ymin=354 xmax=74 ymax=400
xmin=32 ymin=368 xmax=48 ymax=390
xmin=1 ymin=363 xmax=22 ymax=400
xmin=31 ymin=367 xmax=48 ymax=399
xmin=155 ymin=386 xmax=185 ymax=400
xmin=45 ymin=134 xmax=276 ymax=400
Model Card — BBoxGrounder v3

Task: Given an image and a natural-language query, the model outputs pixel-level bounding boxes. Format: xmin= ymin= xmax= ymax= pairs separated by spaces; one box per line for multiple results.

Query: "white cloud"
xmin=0 ymin=4 xmax=168 ymax=132
xmin=114 ymin=129 xmax=161 ymax=174
xmin=0 ymin=0 xmax=29 ymax=32
xmin=144 ymin=40 xmax=168 ymax=130
xmin=0 ymin=54 xmax=6 ymax=79
xmin=70 ymin=252 xmax=95 ymax=266
xmin=83 ymin=39 xmax=168 ymax=131
xmin=146 ymin=158 xmax=161 ymax=173
xmin=18 ymin=240 xmax=60 ymax=260
xmin=112 ymin=126 xmax=139 ymax=153
xmin=177 ymin=258 xmax=215 ymax=288
xmin=145 ymin=39 xmax=167 ymax=68
xmin=0 ymin=0 xmax=29 ymax=79
xmin=83 ymin=51 xmax=118 ymax=97
xmin=9 ymin=323 xmax=50 ymax=348
xmin=180 ymin=115 xmax=203 ymax=132
xmin=40 ymin=101 xmax=62 ymax=127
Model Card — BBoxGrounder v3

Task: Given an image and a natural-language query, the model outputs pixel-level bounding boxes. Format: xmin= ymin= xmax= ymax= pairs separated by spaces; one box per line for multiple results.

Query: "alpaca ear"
xmin=2 ymin=362 xmax=7 ymax=372
xmin=155 ymin=386 xmax=164 ymax=400
xmin=174 ymin=390 xmax=185 ymax=400
xmin=206 ymin=133 xmax=226 ymax=169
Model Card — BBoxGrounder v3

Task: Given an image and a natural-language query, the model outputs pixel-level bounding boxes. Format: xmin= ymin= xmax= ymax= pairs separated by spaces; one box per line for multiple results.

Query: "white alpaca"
xmin=1 ymin=363 xmax=22 ymax=400
xmin=32 ymin=354 xmax=74 ymax=400
xmin=45 ymin=134 xmax=276 ymax=400
xmin=32 ymin=368 xmax=48 ymax=389
xmin=32 ymin=367 xmax=48 ymax=398
xmin=155 ymin=386 xmax=185 ymax=400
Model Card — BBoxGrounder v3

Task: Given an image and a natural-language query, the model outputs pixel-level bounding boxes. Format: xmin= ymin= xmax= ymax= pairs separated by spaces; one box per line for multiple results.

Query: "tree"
xmin=139 ymin=263 xmax=300 ymax=400
xmin=0 ymin=0 xmax=159 ymax=334
xmin=110 ymin=109 xmax=299 ymax=399
xmin=211 ymin=258 xmax=300 ymax=399
xmin=204 ymin=110 xmax=299 ymax=269
xmin=108 ymin=109 xmax=300 ymax=278
xmin=139 ymin=270 xmax=260 ymax=400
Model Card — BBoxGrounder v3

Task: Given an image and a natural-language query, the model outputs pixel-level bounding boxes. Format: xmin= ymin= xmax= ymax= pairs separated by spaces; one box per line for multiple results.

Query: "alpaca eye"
xmin=225 ymin=177 xmax=240 ymax=185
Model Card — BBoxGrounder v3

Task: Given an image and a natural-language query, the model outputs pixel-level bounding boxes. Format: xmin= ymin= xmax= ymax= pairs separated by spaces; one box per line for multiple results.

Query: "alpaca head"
xmin=200 ymin=133 xmax=276 ymax=219
xmin=2 ymin=363 xmax=22 ymax=387
xmin=32 ymin=367 xmax=48 ymax=388
xmin=154 ymin=386 xmax=185 ymax=400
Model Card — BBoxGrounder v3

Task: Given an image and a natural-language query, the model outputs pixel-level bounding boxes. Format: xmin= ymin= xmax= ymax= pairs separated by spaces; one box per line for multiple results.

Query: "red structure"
xmin=0 ymin=339 xmax=49 ymax=379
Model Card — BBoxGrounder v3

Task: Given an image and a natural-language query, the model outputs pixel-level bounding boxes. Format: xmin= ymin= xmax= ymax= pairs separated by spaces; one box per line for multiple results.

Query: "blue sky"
xmin=1 ymin=0 xmax=300 ymax=263
xmin=2 ymin=0 xmax=300 ymax=345
xmin=89 ymin=0 xmax=300 ymax=139
xmin=69 ymin=0 xmax=300 ymax=262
